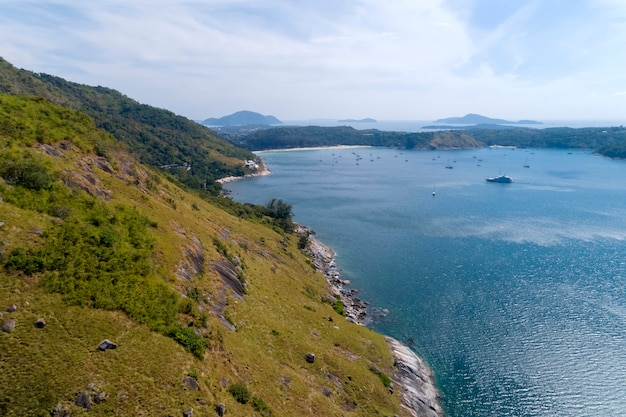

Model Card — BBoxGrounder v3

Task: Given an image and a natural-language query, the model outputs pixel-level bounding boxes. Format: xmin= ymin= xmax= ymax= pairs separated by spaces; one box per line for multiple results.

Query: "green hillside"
xmin=0 ymin=94 xmax=411 ymax=416
xmin=0 ymin=57 xmax=256 ymax=195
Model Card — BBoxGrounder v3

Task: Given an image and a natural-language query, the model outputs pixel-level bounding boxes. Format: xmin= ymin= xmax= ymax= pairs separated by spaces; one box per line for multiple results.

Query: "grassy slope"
xmin=0 ymin=57 xmax=257 ymax=192
xmin=0 ymin=95 xmax=405 ymax=416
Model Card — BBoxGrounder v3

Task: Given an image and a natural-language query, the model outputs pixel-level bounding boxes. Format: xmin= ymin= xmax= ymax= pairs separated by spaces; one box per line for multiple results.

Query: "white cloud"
xmin=1 ymin=0 xmax=626 ymax=121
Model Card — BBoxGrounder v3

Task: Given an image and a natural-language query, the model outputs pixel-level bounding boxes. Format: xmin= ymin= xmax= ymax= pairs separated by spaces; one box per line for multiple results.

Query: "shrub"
xmin=370 ymin=365 xmax=392 ymax=388
xmin=178 ymin=299 xmax=195 ymax=315
xmin=213 ymin=237 xmax=229 ymax=258
xmin=4 ymin=247 xmax=45 ymax=275
xmin=0 ymin=155 xmax=54 ymax=190
xmin=227 ymin=382 xmax=251 ymax=404
xmin=252 ymin=396 xmax=273 ymax=416
xmin=187 ymin=287 xmax=201 ymax=302
xmin=170 ymin=325 xmax=207 ymax=359
xmin=332 ymin=299 xmax=345 ymax=316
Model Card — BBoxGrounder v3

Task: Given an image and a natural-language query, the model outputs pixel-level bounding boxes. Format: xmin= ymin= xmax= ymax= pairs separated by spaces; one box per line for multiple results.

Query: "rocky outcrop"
xmin=386 ymin=337 xmax=443 ymax=417
xmin=208 ymin=258 xmax=245 ymax=330
xmin=176 ymin=236 xmax=205 ymax=281
xmin=211 ymin=258 xmax=245 ymax=298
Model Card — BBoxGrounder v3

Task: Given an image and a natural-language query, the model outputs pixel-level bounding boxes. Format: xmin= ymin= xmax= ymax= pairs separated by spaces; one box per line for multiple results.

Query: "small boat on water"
xmin=486 ymin=174 xmax=513 ymax=183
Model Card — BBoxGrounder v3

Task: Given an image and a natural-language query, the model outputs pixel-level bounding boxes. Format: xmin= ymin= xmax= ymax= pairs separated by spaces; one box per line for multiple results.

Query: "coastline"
xmin=256 ymin=145 xmax=372 ymax=153
xmin=216 ymin=165 xmax=272 ymax=184
xmin=303 ymin=230 xmax=443 ymax=417
xmin=220 ymin=160 xmax=443 ymax=417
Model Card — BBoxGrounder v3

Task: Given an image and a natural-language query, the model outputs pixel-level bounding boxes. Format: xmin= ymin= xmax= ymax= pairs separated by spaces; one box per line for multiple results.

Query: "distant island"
xmin=421 ymin=123 xmax=520 ymax=130
xmin=202 ymin=110 xmax=282 ymax=126
xmin=433 ymin=113 xmax=541 ymax=125
xmin=337 ymin=118 xmax=377 ymax=123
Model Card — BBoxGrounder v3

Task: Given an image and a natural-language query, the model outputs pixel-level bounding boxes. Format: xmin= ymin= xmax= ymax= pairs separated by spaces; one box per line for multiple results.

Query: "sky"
xmin=1 ymin=0 xmax=625 ymax=122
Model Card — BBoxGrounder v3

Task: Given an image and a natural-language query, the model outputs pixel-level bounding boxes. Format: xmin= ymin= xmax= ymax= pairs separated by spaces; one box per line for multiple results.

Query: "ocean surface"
xmin=225 ymin=147 xmax=626 ymax=417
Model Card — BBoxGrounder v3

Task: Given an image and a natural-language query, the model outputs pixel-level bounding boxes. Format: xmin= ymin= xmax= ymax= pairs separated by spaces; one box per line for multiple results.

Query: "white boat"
xmin=486 ymin=174 xmax=513 ymax=183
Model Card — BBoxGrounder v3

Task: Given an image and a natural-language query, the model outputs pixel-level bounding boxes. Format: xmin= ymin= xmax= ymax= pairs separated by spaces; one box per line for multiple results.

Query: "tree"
xmin=264 ymin=199 xmax=295 ymax=233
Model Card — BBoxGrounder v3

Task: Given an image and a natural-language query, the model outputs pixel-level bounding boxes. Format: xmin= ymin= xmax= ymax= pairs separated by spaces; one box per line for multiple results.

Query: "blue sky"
xmin=1 ymin=0 xmax=625 ymax=122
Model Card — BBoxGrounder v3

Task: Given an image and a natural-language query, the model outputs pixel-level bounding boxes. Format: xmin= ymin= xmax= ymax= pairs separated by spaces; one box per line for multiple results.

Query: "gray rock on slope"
xmin=2 ymin=319 xmax=16 ymax=333
xmin=98 ymin=339 xmax=117 ymax=351
xmin=386 ymin=336 xmax=443 ymax=417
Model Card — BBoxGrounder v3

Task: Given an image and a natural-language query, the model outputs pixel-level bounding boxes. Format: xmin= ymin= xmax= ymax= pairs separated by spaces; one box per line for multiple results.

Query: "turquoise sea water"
xmin=225 ymin=147 xmax=626 ymax=417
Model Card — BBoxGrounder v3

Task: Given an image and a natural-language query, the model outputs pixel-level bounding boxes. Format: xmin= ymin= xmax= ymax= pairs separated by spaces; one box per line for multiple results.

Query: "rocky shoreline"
xmin=303 ymin=231 xmax=443 ymax=417
xmin=304 ymin=232 xmax=369 ymax=325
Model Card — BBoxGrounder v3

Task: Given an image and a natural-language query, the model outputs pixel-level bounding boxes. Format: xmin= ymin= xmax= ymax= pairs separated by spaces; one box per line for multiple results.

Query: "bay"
xmin=225 ymin=147 xmax=626 ymax=417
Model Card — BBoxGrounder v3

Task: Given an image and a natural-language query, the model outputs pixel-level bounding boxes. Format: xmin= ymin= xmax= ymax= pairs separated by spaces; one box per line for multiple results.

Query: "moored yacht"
xmin=486 ymin=174 xmax=513 ymax=183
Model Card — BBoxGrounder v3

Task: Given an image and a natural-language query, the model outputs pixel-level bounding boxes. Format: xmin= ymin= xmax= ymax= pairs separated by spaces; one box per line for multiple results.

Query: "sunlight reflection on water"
xmin=226 ymin=147 xmax=626 ymax=417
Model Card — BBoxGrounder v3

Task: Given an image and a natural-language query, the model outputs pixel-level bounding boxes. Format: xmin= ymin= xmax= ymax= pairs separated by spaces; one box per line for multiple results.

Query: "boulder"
xmin=98 ymin=339 xmax=117 ymax=351
xmin=51 ymin=403 xmax=70 ymax=417
xmin=2 ymin=319 xmax=16 ymax=333
xmin=183 ymin=407 xmax=193 ymax=417
xmin=5 ymin=304 xmax=17 ymax=313
xmin=87 ymin=382 xmax=100 ymax=393
xmin=75 ymin=391 xmax=92 ymax=409
xmin=305 ymin=353 xmax=316 ymax=364
xmin=34 ymin=318 xmax=47 ymax=328
xmin=94 ymin=391 xmax=107 ymax=404
xmin=182 ymin=375 xmax=200 ymax=391
xmin=215 ymin=403 xmax=226 ymax=416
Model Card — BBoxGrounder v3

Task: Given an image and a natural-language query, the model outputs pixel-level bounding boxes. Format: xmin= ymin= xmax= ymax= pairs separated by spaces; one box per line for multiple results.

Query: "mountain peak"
xmin=202 ymin=110 xmax=282 ymax=126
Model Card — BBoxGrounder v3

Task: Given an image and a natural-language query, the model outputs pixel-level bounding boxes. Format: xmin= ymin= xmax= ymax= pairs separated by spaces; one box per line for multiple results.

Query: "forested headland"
xmin=223 ymin=124 xmax=626 ymax=158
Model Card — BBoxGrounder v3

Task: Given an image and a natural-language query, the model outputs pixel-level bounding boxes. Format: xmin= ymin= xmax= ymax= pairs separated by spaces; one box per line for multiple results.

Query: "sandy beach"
xmin=216 ymin=165 xmax=272 ymax=184
xmin=218 ymin=146 xmax=369 ymax=183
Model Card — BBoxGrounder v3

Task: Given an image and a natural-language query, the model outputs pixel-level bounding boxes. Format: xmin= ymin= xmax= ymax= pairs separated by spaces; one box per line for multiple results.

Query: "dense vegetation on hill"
xmin=226 ymin=124 xmax=626 ymax=157
xmin=0 ymin=94 xmax=407 ymax=416
xmin=0 ymin=57 xmax=256 ymax=195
